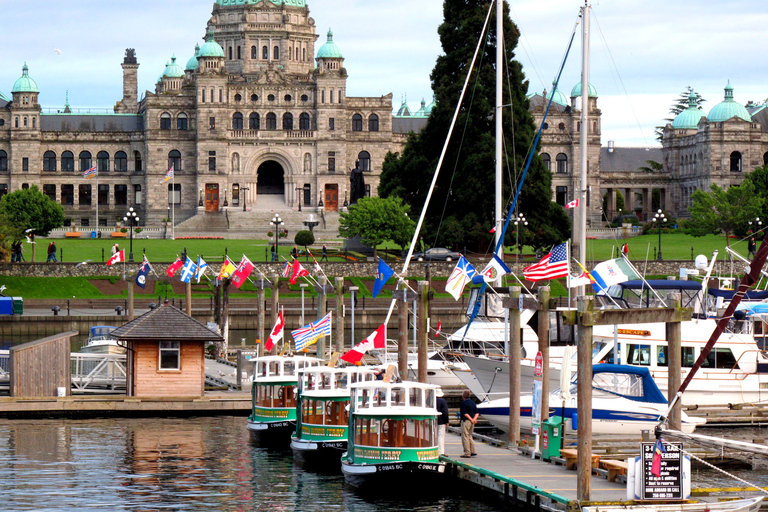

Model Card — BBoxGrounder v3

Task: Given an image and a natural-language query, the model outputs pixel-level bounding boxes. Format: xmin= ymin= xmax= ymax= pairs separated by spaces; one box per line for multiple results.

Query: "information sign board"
xmin=641 ymin=441 xmax=683 ymax=500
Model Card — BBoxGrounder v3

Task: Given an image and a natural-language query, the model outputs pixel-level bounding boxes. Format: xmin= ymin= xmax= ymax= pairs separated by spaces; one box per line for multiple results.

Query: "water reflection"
xmin=0 ymin=416 xmax=498 ymax=511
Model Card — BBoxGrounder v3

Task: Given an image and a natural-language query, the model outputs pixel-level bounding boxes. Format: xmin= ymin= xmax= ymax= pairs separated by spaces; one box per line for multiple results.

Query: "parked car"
xmin=413 ymin=248 xmax=461 ymax=262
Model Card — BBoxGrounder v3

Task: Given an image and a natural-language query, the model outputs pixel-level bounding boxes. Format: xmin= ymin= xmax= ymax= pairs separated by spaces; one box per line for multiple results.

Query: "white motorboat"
xmin=81 ymin=325 xmax=125 ymax=354
xmin=583 ymin=497 xmax=763 ymax=512
xmin=477 ymin=364 xmax=706 ymax=435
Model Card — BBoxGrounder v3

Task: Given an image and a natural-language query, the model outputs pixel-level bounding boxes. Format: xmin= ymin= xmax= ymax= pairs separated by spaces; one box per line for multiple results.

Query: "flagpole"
xmin=95 ymin=171 xmax=99 ymax=232
xmin=171 ymin=169 xmax=175 ymax=240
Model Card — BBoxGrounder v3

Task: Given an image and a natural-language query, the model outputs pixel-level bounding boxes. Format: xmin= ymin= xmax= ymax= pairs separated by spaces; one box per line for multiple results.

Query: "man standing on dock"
xmin=460 ymin=390 xmax=478 ymax=458
xmin=436 ymin=389 xmax=449 ymax=455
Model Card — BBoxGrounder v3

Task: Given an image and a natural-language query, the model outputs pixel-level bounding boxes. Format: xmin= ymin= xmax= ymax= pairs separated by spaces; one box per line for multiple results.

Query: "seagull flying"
xmin=54 ymin=48 xmax=61 ymax=55
xmin=75 ymin=260 xmax=92 ymax=268
xmin=0 ymin=285 xmax=6 ymax=293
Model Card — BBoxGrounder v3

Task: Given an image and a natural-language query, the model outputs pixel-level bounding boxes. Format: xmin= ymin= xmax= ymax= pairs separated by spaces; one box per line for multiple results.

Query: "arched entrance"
xmin=257 ymin=161 xmax=284 ymax=195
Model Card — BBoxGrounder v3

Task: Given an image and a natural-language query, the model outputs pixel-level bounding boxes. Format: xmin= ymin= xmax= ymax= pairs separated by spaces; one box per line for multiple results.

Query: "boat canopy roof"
xmin=616 ymin=280 xmax=702 ymax=291
xmin=590 ymin=364 xmax=667 ymax=404
xmin=89 ymin=326 xmax=117 ymax=336
xmin=708 ymin=288 xmax=768 ymax=300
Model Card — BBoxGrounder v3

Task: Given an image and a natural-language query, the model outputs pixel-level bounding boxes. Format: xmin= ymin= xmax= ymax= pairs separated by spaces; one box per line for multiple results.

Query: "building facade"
xmin=0 ymin=0 xmax=406 ymax=229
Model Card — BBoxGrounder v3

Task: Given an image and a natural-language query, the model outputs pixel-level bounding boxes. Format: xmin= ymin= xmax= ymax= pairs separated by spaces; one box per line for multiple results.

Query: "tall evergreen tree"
xmin=379 ymin=0 xmax=570 ymax=253
xmin=654 ymin=86 xmax=706 ymax=141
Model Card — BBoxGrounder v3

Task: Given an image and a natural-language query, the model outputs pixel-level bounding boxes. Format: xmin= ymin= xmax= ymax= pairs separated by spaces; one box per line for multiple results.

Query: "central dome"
xmin=708 ymin=82 xmax=751 ymax=123
xmin=672 ymin=92 xmax=706 ymax=129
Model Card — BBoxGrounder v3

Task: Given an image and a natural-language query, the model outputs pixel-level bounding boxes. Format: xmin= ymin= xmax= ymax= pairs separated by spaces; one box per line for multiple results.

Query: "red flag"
xmin=166 ymin=257 xmax=183 ymax=277
xmin=434 ymin=320 xmax=442 ymax=338
xmin=651 ymin=438 xmax=666 ymax=477
xmin=264 ymin=308 xmax=284 ymax=352
xmin=290 ymin=259 xmax=309 ymax=284
xmin=565 ymin=198 xmax=580 ymax=209
xmin=106 ymin=249 xmax=125 ymax=266
xmin=231 ymin=255 xmax=254 ymax=289
xmin=340 ymin=324 xmax=386 ymax=364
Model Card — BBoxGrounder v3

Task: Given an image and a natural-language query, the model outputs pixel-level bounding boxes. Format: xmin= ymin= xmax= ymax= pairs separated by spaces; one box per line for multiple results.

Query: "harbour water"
xmin=0 ymin=416 xmax=498 ymax=511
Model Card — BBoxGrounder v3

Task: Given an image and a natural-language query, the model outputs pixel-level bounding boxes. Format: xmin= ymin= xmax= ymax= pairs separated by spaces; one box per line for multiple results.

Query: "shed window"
xmin=159 ymin=341 xmax=181 ymax=370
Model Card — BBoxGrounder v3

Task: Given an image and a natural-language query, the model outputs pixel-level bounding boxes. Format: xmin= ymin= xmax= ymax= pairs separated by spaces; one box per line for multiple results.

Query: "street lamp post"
xmin=223 ymin=189 xmax=228 ymax=207
xmin=241 ymin=187 xmax=250 ymax=212
xmin=123 ymin=207 xmax=139 ymax=262
xmin=295 ymin=187 xmax=303 ymax=211
xmin=271 ymin=214 xmax=283 ymax=262
xmin=514 ymin=213 xmax=527 ymax=261
xmin=749 ymin=217 xmax=762 ymax=234
xmin=652 ymin=209 xmax=667 ymax=261
xmin=350 ymin=286 xmax=359 ymax=344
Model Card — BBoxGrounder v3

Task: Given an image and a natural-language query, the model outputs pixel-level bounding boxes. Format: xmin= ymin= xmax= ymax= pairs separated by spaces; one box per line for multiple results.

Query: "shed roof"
xmin=111 ymin=304 xmax=223 ymax=342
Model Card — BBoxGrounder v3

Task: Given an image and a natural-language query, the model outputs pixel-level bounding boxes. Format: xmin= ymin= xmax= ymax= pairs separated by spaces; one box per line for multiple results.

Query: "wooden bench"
xmin=559 ymin=448 xmax=600 ymax=470
xmin=65 ymin=232 xmax=82 ymax=238
xmin=110 ymin=232 xmax=127 ymax=238
xmin=600 ymin=459 xmax=629 ymax=482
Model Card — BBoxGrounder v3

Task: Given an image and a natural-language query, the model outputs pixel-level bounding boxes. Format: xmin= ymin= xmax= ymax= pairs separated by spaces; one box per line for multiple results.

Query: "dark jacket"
xmin=436 ymin=397 xmax=450 ymax=425
xmin=460 ymin=397 xmax=478 ymax=422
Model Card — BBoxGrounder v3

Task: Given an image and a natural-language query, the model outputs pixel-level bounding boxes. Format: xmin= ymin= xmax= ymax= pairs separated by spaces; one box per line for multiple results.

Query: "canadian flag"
xmin=264 ymin=308 xmax=284 ymax=352
xmin=289 ymin=258 xmax=310 ymax=284
xmin=166 ymin=257 xmax=183 ymax=277
xmin=340 ymin=324 xmax=386 ymax=364
xmin=565 ymin=198 xmax=580 ymax=209
xmin=106 ymin=249 xmax=125 ymax=266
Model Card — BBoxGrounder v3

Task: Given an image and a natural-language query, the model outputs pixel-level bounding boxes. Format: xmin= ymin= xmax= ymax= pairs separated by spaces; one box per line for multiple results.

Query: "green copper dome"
xmin=316 ymin=29 xmax=343 ymax=59
xmin=570 ymin=82 xmax=597 ymax=98
xmin=199 ymin=29 xmax=225 ymax=58
xmin=12 ymin=63 xmax=38 ymax=93
xmin=545 ymin=82 xmax=568 ymax=107
xmin=163 ymin=56 xmax=185 ymax=78
xmin=186 ymin=44 xmax=200 ymax=71
xmin=414 ymin=98 xmax=428 ymax=117
xmin=672 ymin=92 xmax=706 ymax=129
xmin=708 ymin=81 xmax=752 ymax=123
xmin=217 ymin=0 xmax=306 ymax=6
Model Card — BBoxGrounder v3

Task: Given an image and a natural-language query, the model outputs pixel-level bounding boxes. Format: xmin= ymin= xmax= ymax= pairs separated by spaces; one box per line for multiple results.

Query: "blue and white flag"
xmin=195 ymin=256 xmax=208 ymax=283
xmin=135 ymin=257 xmax=151 ymax=289
xmin=591 ymin=258 xmax=640 ymax=293
xmin=445 ymin=255 xmax=476 ymax=300
xmin=372 ymin=259 xmax=395 ymax=298
xmin=478 ymin=254 xmax=511 ymax=283
xmin=292 ymin=313 xmax=332 ymax=351
xmin=179 ymin=257 xmax=197 ymax=283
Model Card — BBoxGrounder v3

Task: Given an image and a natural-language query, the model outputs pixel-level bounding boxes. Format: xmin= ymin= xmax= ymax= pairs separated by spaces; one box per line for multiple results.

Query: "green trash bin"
xmin=541 ymin=416 xmax=564 ymax=461
xmin=11 ymin=297 xmax=23 ymax=315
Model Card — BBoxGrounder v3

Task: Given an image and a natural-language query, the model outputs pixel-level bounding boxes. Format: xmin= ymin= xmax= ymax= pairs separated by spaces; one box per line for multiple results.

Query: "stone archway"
xmin=257 ymin=161 xmax=284 ymax=195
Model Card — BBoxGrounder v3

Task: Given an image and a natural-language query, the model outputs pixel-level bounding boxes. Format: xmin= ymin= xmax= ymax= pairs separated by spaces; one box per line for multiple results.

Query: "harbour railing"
xmin=71 ymin=353 xmax=127 ymax=392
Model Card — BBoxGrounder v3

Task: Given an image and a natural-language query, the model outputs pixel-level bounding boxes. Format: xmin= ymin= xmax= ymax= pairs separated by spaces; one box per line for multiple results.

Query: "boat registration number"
xmin=267 ymin=421 xmax=291 ymax=429
xmin=321 ymin=442 xmax=345 ymax=450
xmin=376 ymin=464 xmax=404 ymax=471
xmin=417 ymin=463 xmax=441 ymax=472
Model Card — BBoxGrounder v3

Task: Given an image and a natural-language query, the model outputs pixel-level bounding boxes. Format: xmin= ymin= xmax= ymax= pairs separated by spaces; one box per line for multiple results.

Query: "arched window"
xmin=282 ymin=112 xmax=293 ymax=130
xmin=266 ymin=112 xmax=277 ymax=130
xmin=44 ymin=151 xmax=57 ymax=172
xmin=160 ymin=112 xmax=171 ymax=130
xmin=249 ymin=112 xmax=260 ymax=130
xmin=97 ymin=151 xmax=110 ymax=172
xmin=79 ymin=151 xmax=92 ymax=172
xmin=556 ymin=153 xmax=568 ymax=174
xmin=0 ymin=150 xmax=6 ymax=172
xmin=228 ymin=46 xmax=233 ymax=60
xmin=541 ymin=153 xmax=551 ymax=171
xmin=730 ymin=151 xmax=742 ymax=173
xmin=115 ymin=151 xmax=127 ymax=172
xmin=134 ymin=151 xmax=143 ymax=172
xmin=352 ymin=113 xmax=363 ymax=131
xmin=177 ymin=113 xmax=188 ymax=130
xmin=299 ymin=113 xmax=311 ymax=130
xmin=358 ymin=151 xmax=371 ymax=171
xmin=273 ymin=46 xmax=279 ymax=59
xmin=237 ymin=46 xmax=241 ymax=60
xmin=168 ymin=150 xmax=182 ymax=172
xmin=368 ymin=114 xmax=379 ymax=132
xmin=232 ymin=112 xmax=244 ymax=130
xmin=62 ymin=151 xmax=74 ymax=172
xmin=251 ymin=46 xmax=257 ymax=59
xmin=288 ymin=47 xmax=293 ymax=60
xmin=262 ymin=46 xmax=268 ymax=59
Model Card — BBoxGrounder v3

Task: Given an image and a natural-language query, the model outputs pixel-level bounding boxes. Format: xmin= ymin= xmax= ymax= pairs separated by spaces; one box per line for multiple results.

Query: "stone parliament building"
xmin=2 ymin=0 xmax=768 ymax=235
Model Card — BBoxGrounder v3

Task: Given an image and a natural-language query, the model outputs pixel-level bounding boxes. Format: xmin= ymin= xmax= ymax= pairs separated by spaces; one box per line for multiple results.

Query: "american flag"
xmin=523 ymin=243 xmax=569 ymax=280
xmin=292 ymin=313 xmax=332 ymax=351
xmin=82 ymin=166 xmax=97 ymax=179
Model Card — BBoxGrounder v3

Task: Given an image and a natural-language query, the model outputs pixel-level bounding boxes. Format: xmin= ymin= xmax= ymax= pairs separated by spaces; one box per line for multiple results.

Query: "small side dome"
xmin=12 ymin=63 xmax=39 ymax=93
xmin=186 ymin=44 xmax=200 ymax=71
xmin=570 ymin=82 xmax=597 ymax=98
xmin=708 ymin=81 xmax=752 ymax=123
xmin=199 ymin=29 xmax=225 ymax=58
xmin=414 ymin=98 xmax=428 ymax=117
xmin=163 ymin=56 xmax=185 ymax=78
xmin=544 ymin=82 xmax=568 ymax=107
xmin=316 ymin=29 xmax=343 ymax=59
xmin=672 ymin=92 xmax=706 ymax=129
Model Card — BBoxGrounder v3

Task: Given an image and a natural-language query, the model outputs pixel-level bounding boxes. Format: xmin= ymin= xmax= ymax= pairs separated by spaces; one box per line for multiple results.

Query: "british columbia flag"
xmin=291 ymin=313 xmax=332 ymax=351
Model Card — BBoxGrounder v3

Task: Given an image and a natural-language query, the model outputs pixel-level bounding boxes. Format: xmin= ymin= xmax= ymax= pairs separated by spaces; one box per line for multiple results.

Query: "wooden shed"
xmin=10 ymin=331 xmax=77 ymax=397
xmin=110 ymin=304 xmax=223 ymax=398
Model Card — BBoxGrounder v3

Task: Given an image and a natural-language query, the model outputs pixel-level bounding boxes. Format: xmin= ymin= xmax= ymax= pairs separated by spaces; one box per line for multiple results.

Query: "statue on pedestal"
xmin=349 ymin=161 xmax=366 ymax=205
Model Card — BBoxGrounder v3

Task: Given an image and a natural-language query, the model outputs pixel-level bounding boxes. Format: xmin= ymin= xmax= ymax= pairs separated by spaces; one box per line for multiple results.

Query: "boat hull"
xmin=290 ymin=437 xmax=346 ymax=470
xmin=583 ymin=496 xmax=764 ymax=512
xmin=246 ymin=419 xmax=295 ymax=447
xmin=340 ymin=459 xmax=446 ymax=493
xmin=462 ymin=354 xmax=562 ymax=399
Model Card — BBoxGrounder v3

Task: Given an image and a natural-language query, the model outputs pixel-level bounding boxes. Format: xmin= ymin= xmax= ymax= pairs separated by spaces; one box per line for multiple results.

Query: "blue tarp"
xmin=0 ymin=297 xmax=12 ymax=315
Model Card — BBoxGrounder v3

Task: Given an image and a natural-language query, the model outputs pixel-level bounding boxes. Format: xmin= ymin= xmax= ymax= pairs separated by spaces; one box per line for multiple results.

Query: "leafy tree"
xmin=294 ymin=230 xmax=315 ymax=255
xmin=654 ymin=86 xmax=706 ymax=141
xmin=686 ymin=182 xmax=763 ymax=246
xmin=379 ymin=0 xmax=570 ymax=252
xmin=0 ymin=186 xmax=65 ymax=237
xmin=0 ymin=211 xmax=21 ymax=262
xmin=615 ymin=191 xmax=626 ymax=213
xmin=744 ymin=165 xmax=768 ymax=227
xmin=338 ymin=196 xmax=416 ymax=259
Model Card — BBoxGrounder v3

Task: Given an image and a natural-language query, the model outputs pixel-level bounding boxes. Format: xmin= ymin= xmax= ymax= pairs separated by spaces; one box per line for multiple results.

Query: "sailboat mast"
xmin=574 ymin=3 xmax=590 ymax=294
xmin=494 ymin=0 xmax=503 ymax=268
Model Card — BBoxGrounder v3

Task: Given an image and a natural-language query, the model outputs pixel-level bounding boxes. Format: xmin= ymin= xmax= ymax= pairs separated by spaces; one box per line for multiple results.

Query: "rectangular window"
xmin=209 ymin=157 xmax=216 ymax=172
xmin=134 ymin=185 xmax=142 ymax=205
xmin=555 ymin=186 xmax=568 ymax=206
xmin=60 ymin=184 xmax=74 ymax=206
xmin=81 ymin=218 xmax=90 ymax=227
xmin=22 ymin=158 xmax=28 ymax=173
xmin=209 ymin=117 xmax=216 ymax=130
xmin=114 ymin=184 xmax=128 ymax=206
xmin=79 ymin=184 xmax=92 ymax=206
xmin=43 ymin=184 xmax=56 ymax=201
xmin=329 ymin=117 xmax=335 ymax=131
xmin=98 ymin=184 xmax=109 ymax=206
xmin=328 ymin=157 xmax=335 ymax=173
xmin=159 ymin=341 xmax=181 ymax=370
xmin=168 ymin=184 xmax=181 ymax=205
xmin=0 ymin=184 xmax=7 ymax=200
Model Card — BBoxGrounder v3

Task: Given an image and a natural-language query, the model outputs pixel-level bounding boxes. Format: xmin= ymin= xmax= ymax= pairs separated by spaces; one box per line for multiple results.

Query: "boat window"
xmin=359 ymin=388 xmax=369 ymax=408
xmin=409 ymin=388 xmax=423 ymax=407
xmin=403 ymin=419 xmax=437 ymax=448
xmin=626 ymin=344 xmax=651 ymax=366
xmin=354 ymin=417 xmax=379 ymax=447
xmin=303 ymin=399 xmax=322 ymax=425
xmin=593 ymin=372 xmax=644 ymax=399
xmin=601 ymin=344 xmax=621 ymax=364
xmin=284 ymin=361 xmax=295 ymax=375
xmin=703 ymin=348 xmax=739 ymax=370
xmin=268 ymin=361 xmax=280 ymax=376
xmin=682 ymin=347 xmax=696 ymax=367
xmin=592 ymin=341 xmax=610 ymax=362
xmin=656 ymin=346 xmax=667 ymax=367
xmin=320 ymin=374 xmax=330 ymax=390
xmin=391 ymin=388 xmax=406 ymax=407
xmin=334 ymin=372 xmax=347 ymax=389
xmin=425 ymin=389 xmax=435 ymax=408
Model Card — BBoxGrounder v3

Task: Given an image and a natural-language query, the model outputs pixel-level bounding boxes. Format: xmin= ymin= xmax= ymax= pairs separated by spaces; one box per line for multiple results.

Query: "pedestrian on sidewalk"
xmin=321 ymin=244 xmax=328 ymax=261
xmin=47 ymin=241 xmax=58 ymax=262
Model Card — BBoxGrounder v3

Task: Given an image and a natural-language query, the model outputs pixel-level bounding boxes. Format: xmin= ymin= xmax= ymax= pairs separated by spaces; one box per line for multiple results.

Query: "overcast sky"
xmin=2 ymin=0 xmax=767 ymax=147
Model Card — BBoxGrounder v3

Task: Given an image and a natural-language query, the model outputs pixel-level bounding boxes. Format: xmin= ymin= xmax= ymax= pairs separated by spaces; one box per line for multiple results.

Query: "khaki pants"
xmin=461 ymin=420 xmax=475 ymax=456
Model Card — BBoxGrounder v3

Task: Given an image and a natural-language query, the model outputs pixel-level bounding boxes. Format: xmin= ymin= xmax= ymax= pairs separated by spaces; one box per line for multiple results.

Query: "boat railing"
xmin=0 ymin=350 xmax=9 ymax=379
